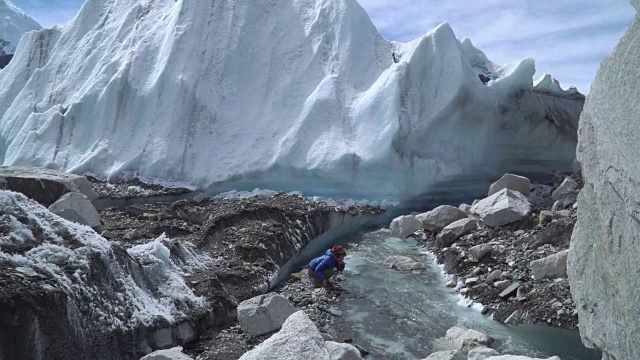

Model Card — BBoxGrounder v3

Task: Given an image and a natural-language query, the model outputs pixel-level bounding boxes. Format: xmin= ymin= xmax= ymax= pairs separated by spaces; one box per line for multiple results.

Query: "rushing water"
xmin=332 ymin=230 xmax=601 ymax=360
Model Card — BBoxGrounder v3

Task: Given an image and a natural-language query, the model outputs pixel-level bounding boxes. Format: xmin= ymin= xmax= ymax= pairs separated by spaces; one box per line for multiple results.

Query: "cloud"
xmin=356 ymin=0 xmax=635 ymax=93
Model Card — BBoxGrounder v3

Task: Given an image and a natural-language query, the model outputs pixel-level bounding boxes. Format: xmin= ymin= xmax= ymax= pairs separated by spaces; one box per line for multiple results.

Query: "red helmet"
xmin=332 ymin=245 xmax=346 ymax=256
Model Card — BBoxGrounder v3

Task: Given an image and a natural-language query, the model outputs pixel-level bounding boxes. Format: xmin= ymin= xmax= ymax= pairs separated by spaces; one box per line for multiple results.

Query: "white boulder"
xmin=530 ymin=250 xmax=569 ymax=280
xmin=417 ymin=205 xmax=467 ymax=233
xmin=470 ymin=189 xmax=531 ymax=227
xmin=239 ymin=311 xmax=330 ymax=360
xmin=388 ymin=255 xmax=425 ymax=271
xmin=459 ymin=204 xmax=472 ymax=214
xmin=423 ymin=351 xmax=466 ymax=360
xmin=488 ymin=173 xmax=531 ymax=197
xmin=551 ymin=177 xmax=578 ymax=200
xmin=432 ymin=326 xmax=493 ymax=353
xmin=48 ymin=192 xmax=102 ymax=232
xmin=237 ymin=294 xmax=297 ymax=337
xmin=468 ymin=347 xmax=499 ymax=360
xmin=389 ymin=215 xmax=422 ymax=239
xmin=140 ymin=347 xmax=193 ymax=360
xmin=326 ymin=342 xmax=364 ymax=360
xmin=437 ymin=218 xmax=480 ymax=246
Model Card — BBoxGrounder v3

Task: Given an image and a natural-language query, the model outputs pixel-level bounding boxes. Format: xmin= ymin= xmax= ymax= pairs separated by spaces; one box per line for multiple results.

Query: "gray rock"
xmin=423 ymin=351 xmax=466 ymax=360
xmin=239 ymin=311 xmax=329 ymax=360
xmin=465 ymin=278 xmax=479 ymax=287
xmin=552 ymin=210 xmax=571 ymax=219
xmin=417 ymin=205 xmax=467 ymax=233
xmin=437 ymin=218 xmax=480 ymax=246
xmin=530 ymin=250 xmax=569 ymax=280
xmin=470 ymin=189 xmax=531 ymax=227
xmin=0 ymin=166 xmax=99 ymax=208
xmin=388 ymin=255 xmax=425 ymax=271
xmin=432 ymin=326 xmax=493 ymax=353
xmin=389 ymin=215 xmax=422 ymax=239
xmin=49 ymin=192 xmax=102 ymax=232
xmin=469 ymin=244 xmax=494 ymax=262
xmin=468 ymin=347 xmax=499 ymax=360
xmin=192 ymin=192 xmax=210 ymax=204
xmin=494 ymin=280 xmax=510 ymax=291
xmin=484 ymin=356 xmax=560 ymax=360
xmin=551 ymin=177 xmax=578 ymax=201
xmin=326 ymin=342 xmax=364 ymax=360
xmin=459 ymin=204 xmax=472 ymax=214
xmin=140 ymin=347 xmax=193 ymax=360
xmin=486 ymin=270 xmax=502 ymax=284
xmin=498 ymin=282 xmax=520 ymax=299
xmin=488 ymin=173 xmax=531 ymax=197
xmin=237 ymin=294 xmax=297 ymax=337
xmin=538 ymin=210 xmax=553 ymax=225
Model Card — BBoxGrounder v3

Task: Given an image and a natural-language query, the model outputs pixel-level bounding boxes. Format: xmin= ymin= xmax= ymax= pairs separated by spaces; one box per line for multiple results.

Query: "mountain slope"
xmin=0 ymin=0 xmax=583 ymax=200
xmin=0 ymin=0 xmax=41 ymax=53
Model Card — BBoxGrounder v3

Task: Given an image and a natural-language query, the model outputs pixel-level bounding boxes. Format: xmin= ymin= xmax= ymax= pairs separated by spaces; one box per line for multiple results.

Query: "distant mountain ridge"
xmin=0 ymin=0 xmax=41 ymax=54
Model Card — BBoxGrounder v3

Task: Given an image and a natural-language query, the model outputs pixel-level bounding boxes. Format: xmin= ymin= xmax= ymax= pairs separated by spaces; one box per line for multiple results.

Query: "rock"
xmin=432 ymin=326 xmax=493 ymax=353
xmin=484 ymin=357 xmax=560 ymax=360
xmin=423 ymin=351 xmax=466 ymax=360
xmin=192 ymin=192 xmax=210 ymax=204
xmin=470 ymin=189 xmax=531 ymax=227
xmin=468 ymin=347 xmax=499 ymax=360
xmin=0 ymin=166 xmax=100 ymax=208
xmin=417 ymin=205 xmax=467 ymax=233
xmin=498 ymin=282 xmax=520 ymax=299
xmin=488 ymin=173 xmax=531 ymax=197
xmin=465 ymin=278 xmax=479 ymax=287
xmin=389 ymin=215 xmax=422 ymax=239
xmin=530 ymin=250 xmax=569 ymax=280
xmin=552 ymin=210 xmax=571 ymax=219
xmin=326 ymin=342 xmax=364 ymax=360
xmin=388 ymin=255 xmax=426 ymax=271
xmin=551 ymin=177 xmax=578 ymax=201
xmin=290 ymin=271 xmax=305 ymax=282
xmin=494 ymin=280 xmax=510 ymax=291
xmin=538 ymin=211 xmax=553 ymax=225
xmin=238 ymin=311 xmax=329 ymax=360
xmin=437 ymin=218 xmax=480 ymax=246
xmin=237 ymin=294 xmax=297 ymax=337
xmin=469 ymin=244 xmax=494 ymax=262
xmin=140 ymin=347 xmax=193 ymax=360
xmin=49 ymin=192 xmax=103 ymax=232
xmin=486 ymin=270 xmax=502 ymax=284
xmin=459 ymin=204 xmax=472 ymax=214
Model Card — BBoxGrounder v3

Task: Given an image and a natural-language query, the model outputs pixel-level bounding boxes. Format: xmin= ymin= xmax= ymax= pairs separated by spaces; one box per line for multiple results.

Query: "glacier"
xmin=0 ymin=0 xmax=584 ymax=201
xmin=0 ymin=0 xmax=41 ymax=53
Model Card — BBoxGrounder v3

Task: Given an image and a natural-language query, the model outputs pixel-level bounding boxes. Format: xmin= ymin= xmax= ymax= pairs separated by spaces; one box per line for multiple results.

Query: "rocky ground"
xmin=420 ymin=172 xmax=582 ymax=329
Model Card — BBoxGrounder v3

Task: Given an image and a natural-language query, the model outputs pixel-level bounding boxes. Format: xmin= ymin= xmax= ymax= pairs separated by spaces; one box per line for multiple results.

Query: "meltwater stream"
xmin=332 ymin=230 xmax=600 ymax=360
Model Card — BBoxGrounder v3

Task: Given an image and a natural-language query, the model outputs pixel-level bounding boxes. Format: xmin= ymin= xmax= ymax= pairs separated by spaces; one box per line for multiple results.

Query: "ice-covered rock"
xmin=417 ymin=205 xmax=467 ymax=233
xmin=140 ymin=347 xmax=193 ymax=360
xmin=423 ymin=351 xmax=466 ymax=360
xmin=0 ymin=0 xmax=582 ymax=201
xmin=389 ymin=215 xmax=422 ymax=239
xmin=326 ymin=342 xmax=364 ymax=360
xmin=470 ymin=189 xmax=531 ymax=227
xmin=437 ymin=218 xmax=480 ymax=246
xmin=48 ymin=192 xmax=102 ymax=232
xmin=388 ymin=255 xmax=425 ymax=271
xmin=0 ymin=0 xmax=41 ymax=54
xmin=551 ymin=177 xmax=578 ymax=201
xmin=488 ymin=173 xmax=531 ymax=197
xmin=468 ymin=347 xmax=499 ymax=360
xmin=237 ymin=294 xmax=297 ymax=337
xmin=238 ymin=311 xmax=329 ymax=360
xmin=432 ymin=326 xmax=493 ymax=353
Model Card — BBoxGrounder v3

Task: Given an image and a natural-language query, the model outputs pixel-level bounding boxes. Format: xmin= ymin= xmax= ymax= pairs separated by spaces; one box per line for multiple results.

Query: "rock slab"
xmin=49 ymin=192 xmax=102 ymax=232
xmin=530 ymin=250 xmax=568 ymax=280
xmin=432 ymin=326 xmax=493 ymax=353
xmin=237 ymin=294 xmax=297 ymax=337
xmin=389 ymin=215 xmax=422 ymax=239
xmin=437 ymin=218 xmax=480 ymax=246
xmin=417 ymin=205 xmax=467 ymax=233
xmin=470 ymin=189 xmax=531 ymax=227
xmin=488 ymin=173 xmax=531 ymax=197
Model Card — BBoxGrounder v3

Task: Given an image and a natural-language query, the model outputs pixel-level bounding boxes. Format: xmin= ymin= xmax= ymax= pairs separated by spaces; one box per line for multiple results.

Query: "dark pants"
xmin=307 ymin=267 xmax=335 ymax=286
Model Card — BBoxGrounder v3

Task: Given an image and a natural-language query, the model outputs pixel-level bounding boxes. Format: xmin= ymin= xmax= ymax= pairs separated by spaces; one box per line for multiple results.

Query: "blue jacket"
xmin=309 ymin=249 xmax=345 ymax=281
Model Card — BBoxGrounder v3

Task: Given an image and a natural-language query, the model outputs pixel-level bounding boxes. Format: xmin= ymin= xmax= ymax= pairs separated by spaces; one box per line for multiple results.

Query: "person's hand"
xmin=322 ymin=279 xmax=330 ymax=288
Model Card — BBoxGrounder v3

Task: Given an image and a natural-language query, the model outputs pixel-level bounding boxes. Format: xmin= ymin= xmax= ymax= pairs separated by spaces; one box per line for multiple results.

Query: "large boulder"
xmin=423 ymin=351 xmax=465 ymax=360
xmin=325 ymin=342 xmax=364 ymax=360
xmin=437 ymin=218 xmax=480 ymax=246
xmin=467 ymin=347 xmax=499 ymax=360
xmin=48 ymin=192 xmax=103 ymax=232
xmin=239 ymin=311 xmax=330 ymax=360
xmin=432 ymin=326 xmax=493 ymax=353
xmin=551 ymin=177 xmax=578 ymax=201
xmin=568 ymin=7 xmax=640 ymax=360
xmin=388 ymin=255 xmax=425 ymax=271
xmin=389 ymin=215 xmax=422 ymax=239
xmin=470 ymin=189 xmax=531 ymax=227
xmin=530 ymin=250 xmax=569 ymax=280
xmin=140 ymin=347 xmax=193 ymax=360
xmin=485 ymin=357 xmax=560 ymax=360
xmin=488 ymin=173 xmax=531 ymax=197
xmin=237 ymin=294 xmax=297 ymax=337
xmin=0 ymin=166 xmax=99 ymax=208
xmin=417 ymin=205 xmax=467 ymax=233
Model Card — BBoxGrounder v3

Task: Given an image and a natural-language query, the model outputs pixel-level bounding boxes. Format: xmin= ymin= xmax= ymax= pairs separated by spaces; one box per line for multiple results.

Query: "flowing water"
xmin=333 ymin=230 xmax=601 ymax=360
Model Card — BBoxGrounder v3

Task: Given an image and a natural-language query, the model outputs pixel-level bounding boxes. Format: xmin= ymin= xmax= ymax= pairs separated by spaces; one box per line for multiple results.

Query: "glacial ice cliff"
xmin=0 ymin=0 xmax=583 ymax=200
xmin=568 ymin=1 xmax=640 ymax=360
xmin=0 ymin=0 xmax=41 ymax=53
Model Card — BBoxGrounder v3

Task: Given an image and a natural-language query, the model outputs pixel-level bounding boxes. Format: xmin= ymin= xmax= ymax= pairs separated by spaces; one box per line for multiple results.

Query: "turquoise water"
xmin=334 ymin=230 xmax=600 ymax=360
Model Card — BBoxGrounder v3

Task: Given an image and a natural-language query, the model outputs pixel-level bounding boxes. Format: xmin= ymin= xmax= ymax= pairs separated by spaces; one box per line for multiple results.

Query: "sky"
xmin=11 ymin=0 xmax=635 ymax=93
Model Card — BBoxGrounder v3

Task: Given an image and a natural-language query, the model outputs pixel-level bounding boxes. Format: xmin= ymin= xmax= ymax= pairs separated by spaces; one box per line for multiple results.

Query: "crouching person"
xmin=308 ymin=245 xmax=346 ymax=288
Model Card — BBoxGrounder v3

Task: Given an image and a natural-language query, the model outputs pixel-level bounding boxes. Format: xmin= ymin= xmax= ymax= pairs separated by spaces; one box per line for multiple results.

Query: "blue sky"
xmin=12 ymin=0 xmax=635 ymax=93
